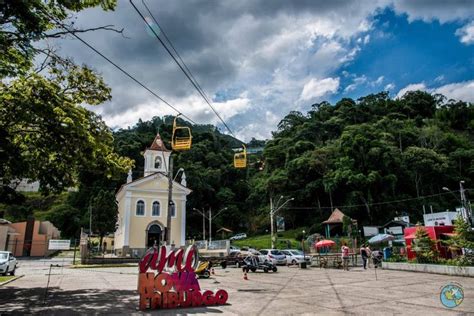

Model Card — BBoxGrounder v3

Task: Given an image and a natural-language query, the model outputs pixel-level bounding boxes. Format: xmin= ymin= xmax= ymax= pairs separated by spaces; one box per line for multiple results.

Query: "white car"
xmin=281 ymin=249 xmax=311 ymax=265
xmin=0 ymin=251 xmax=17 ymax=276
xmin=239 ymin=247 xmax=260 ymax=256
xmin=230 ymin=233 xmax=247 ymax=240
xmin=229 ymin=245 xmax=240 ymax=254
xmin=259 ymin=249 xmax=287 ymax=265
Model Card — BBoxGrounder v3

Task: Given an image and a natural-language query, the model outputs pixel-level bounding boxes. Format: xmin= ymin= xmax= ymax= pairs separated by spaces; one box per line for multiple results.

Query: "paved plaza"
xmin=0 ymin=259 xmax=473 ymax=315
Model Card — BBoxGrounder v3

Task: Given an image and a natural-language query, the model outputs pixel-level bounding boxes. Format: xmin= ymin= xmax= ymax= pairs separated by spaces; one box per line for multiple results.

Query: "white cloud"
xmin=300 ymin=77 xmax=340 ymax=101
xmin=456 ymin=21 xmax=474 ymax=45
xmin=434 ymin=75 xmax=445 ymax=83
xmin=396 ymin=83 xmax=427 ymax=98
xmin=374 ymin=76 xmax=384 ymax=85
xmin=384 ymin=83 xmax=395 ymax=90
xmin=433 ymin=80 xmax=474 ymax=102
xmin=396 ymin=80 xmax=474 ymax=103
xmin=392 ymin=1 xmax=474 ymax=23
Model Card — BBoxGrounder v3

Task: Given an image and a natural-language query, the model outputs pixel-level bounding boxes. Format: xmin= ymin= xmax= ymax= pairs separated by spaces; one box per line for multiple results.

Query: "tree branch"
xmin=46 ymin=25 xmax=125 ymax=38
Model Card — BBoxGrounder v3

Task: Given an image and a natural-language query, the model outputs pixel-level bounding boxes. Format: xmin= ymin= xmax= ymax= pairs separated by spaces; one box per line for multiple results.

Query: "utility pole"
xmin=166 ymin=155 xmax=173 ymax=244
xmin=459 ymin=180 xmax=472 ymax=225
xmin=89 ymin=204 xmax=92 ymax=239
xmin=270 ymin=197 xmax=274 ymax=249
xmin=209 ymin=207 xmax=212 ymax=243
xmin=270 ymin=196 xmax=293 ymax=249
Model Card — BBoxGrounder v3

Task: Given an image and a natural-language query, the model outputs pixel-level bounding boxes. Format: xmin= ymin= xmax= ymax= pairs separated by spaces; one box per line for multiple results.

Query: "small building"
xmin=3 ymin=217 xmax=61 ymax=257
xmin=0 ymin=219 xmax=19 ymax=252
xmin=381 ymin=219 xmax=414 ymax=244
xmin=404 ymin=225 xmax=455 ymax=260
xmin=322 ymin=208 xmax=350 ymax=238
xmin=114 ymin=134 xmax=191 ymax=257
xmin=423 ymin=211 xmax=458 ymax=227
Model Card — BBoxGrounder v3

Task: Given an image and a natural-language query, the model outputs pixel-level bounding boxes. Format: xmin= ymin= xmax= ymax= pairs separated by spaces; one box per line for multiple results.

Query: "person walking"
xmin=366 ymin=245 xmax=372 ymax=268
xmin=341 ymin=242 xmax=350 ymax=271
xmin=360 ymin=244 xmax=368 ymax=269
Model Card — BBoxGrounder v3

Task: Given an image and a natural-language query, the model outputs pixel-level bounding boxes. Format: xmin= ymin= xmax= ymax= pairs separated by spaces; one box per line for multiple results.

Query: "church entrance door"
xmin=147 ymin=224 xmax=162 ymax=247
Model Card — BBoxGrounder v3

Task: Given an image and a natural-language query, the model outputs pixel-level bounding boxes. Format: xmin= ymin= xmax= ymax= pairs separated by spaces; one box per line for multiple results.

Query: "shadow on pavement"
xmin=0 ymin=287 xmax=226 ymax=314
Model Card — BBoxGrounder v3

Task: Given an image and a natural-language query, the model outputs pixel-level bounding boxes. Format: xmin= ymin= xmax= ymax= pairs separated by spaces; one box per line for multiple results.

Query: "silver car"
xmin=0 ymin=251 xmax=17 ymax=276
xmin=281 ymin=249 xmax=311 ymax=265
xmin=259 ymin=249 xmax=287 ymax=265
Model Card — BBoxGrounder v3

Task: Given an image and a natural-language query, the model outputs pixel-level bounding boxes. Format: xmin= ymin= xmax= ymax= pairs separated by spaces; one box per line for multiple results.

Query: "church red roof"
xmin=147 ymin=133 xmax=171 ymax=152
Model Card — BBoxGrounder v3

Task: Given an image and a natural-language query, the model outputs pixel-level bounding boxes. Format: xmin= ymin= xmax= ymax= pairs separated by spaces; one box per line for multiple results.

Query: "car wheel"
xmin=272 ymin=267 xmax=278 ymax=272
xmin=251 ymin=268 xmax=257 ymax=273
xmin=292 ymin=259 xmax=297 ymax=265
xmin=9 ymin=267 xmax=15 ymax=276
xmin=203 ymin=271 xmax=210 ymax=278
xmin=263 ymin=267 xmax=269 ymax=273
xmin=221 ymin=261 xmax=227 ymax=269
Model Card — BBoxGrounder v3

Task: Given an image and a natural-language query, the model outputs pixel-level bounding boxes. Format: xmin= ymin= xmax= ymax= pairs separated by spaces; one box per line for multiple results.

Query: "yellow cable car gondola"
xmin=234 ymin=145 xmax=247 ymax=168
xmin=171 ymin=114 xmax=192 ymax=151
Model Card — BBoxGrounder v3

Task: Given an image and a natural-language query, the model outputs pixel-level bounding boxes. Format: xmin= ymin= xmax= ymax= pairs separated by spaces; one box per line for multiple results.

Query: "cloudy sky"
xmin=54 ymin=0 xmax=474 ymax=141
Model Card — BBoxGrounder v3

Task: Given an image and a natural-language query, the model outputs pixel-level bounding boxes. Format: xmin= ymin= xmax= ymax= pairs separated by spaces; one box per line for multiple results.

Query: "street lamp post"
xmin=192 ymin=208 xmax=206 ymax=241
xmin=209 ymin=207 xmax=228 ymax=244
xmin=270 ymin=196 xmax=294 ymax=249
xmin=301 ymin=229 xmax=307 ymax=269
xmin=443 ymin=181 xmax=472 ymax=224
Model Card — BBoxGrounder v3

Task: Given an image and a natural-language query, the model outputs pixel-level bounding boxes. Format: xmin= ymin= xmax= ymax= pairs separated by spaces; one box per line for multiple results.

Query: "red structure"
xmin=404 ymin=225 xmax=454 ymax=260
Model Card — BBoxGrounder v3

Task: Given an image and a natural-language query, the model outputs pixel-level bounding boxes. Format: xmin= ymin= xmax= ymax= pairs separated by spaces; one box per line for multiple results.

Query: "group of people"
xmin=340 ymin=242 xmax=384 ymax=271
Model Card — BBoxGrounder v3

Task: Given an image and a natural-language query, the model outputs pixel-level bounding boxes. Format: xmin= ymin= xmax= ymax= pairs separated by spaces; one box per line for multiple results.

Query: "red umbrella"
xmin=315 ymin=240 xmax=336 ymax=248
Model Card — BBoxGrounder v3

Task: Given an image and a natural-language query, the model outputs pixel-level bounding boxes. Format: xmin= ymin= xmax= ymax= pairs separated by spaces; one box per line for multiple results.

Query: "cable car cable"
xmin=130 ymin=0 xmax=236 ymax=138
xmin=44 ymin=11 xmax=197 ymax=125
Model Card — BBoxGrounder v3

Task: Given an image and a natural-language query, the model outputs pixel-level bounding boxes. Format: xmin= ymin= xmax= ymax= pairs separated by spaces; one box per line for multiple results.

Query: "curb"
xmin=0 ymin=274 xmax=24 ymax=286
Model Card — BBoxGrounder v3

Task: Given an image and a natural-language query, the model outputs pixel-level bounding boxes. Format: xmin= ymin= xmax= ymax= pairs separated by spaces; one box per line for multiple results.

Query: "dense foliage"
xmin=253 ymin=91 xmax=474 ymax=232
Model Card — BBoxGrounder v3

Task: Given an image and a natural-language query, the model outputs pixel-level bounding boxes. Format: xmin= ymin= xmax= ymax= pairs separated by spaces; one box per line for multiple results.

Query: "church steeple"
xmin=143 ymin=133 xmax=171 ymax=176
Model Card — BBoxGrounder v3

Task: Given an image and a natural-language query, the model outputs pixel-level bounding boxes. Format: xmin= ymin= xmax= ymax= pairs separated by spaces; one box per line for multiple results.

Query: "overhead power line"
xmin=130 ymin=0 xmax=236 ymax=138
xmin=284 ymin=190 xmax=471 ymax=211
xmin=44 ymin=10 xmax=196 ymax=124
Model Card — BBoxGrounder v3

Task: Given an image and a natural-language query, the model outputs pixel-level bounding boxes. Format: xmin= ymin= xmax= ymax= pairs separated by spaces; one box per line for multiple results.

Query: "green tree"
xmin=412 ymin=225 xmax=439 ymax=263
xmin=90 ymin=190 xmax=117 ymax=250
xmin=444 ymin=217 xmax=474 ymax=265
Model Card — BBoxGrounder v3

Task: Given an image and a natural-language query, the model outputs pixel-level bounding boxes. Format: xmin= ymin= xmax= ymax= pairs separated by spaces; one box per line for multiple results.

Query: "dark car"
xmin=220 ymin=251 xmax=245 ymax=269
xmin=242 ymin=255 xmax=277 ymax=273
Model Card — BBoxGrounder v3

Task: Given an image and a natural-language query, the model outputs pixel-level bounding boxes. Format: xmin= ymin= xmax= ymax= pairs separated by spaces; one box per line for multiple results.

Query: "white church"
xmin=114 ymin=134 xmax=191 ymax=257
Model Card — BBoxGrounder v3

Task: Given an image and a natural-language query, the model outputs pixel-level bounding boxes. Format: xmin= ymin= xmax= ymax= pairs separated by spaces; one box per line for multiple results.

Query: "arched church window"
xmin=136 ymin=200 xmax=145 ymax=216
xmin=152 ymin=201 xmax=160 ymax=216
xmin=170 ymin=201 xmax=176 ymax=217
xmin=154 ymin=156 xmax=162 ymax=169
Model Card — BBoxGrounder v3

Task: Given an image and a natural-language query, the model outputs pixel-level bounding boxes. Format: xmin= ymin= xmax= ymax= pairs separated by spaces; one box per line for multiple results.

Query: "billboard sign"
xmin=48 ymin=239 xmax=71 ymax=250
xmin=276 ymin=216 xmax=285 ymax=232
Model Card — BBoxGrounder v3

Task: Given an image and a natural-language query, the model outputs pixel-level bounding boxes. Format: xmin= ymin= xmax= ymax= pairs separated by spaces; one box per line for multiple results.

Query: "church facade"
xmin=114 ymin=134 xmax=191 ymax=257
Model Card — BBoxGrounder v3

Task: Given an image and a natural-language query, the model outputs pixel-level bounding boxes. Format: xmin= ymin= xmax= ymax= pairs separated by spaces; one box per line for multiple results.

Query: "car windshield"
xmin=290 ymin=250 xmax=303 ymax=255
xmin=0 ymin=253 xmax=7 ymax=260
xmin=270 ymin=250 xmax=282 ymax=255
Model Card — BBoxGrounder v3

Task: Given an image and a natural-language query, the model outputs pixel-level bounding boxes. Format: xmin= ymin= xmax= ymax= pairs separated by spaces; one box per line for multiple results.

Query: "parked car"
xmin=259 ymin=249 xmax=287 ymax=265
xmin=220 ymin=251 xmax=245 ymax=269
xmin=230 ymin=233 xmax=247 ymax=240
xmin=229 ymin=245 xmax=240 ymax=254
xmin=281 ymin=249 xmax=311 ymax=265
xmin=0 ymin=251 xmax=17 ymax=276
xmin=240 ymin=247 xmax=260 ymax=256
xmin=242 ymin=255 xmax=277 ymax=273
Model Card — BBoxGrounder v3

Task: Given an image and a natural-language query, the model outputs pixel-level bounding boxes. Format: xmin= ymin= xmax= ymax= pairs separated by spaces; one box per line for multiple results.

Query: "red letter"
xmin=202 ymin=290 xmax=216 ymax=306
xmin=215 ymin=290 xmax=228 ymax=305
xmin=154 ymin=273 xmax=174 ymax=293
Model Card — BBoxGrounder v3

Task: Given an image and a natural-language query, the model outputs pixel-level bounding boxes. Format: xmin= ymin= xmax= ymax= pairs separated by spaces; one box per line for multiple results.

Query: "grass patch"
xmin=0 ymin=276 xmax=15 ymax=283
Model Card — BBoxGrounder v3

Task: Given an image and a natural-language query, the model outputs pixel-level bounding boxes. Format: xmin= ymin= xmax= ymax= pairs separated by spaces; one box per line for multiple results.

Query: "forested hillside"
xmin=254 ymin=91 xmax=474 ymax=232
xmin=2 ymin=91 xmax=473 ymax=239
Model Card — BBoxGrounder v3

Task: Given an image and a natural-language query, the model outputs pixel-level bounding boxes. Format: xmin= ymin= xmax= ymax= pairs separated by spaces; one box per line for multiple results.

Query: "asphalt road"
xmin=0 ymin=258 xmax=472 ymax=315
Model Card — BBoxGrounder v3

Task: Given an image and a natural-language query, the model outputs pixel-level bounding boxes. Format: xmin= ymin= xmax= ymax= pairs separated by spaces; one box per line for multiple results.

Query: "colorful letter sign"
xmin=138 ymin=245 xmax=229 ymax=310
